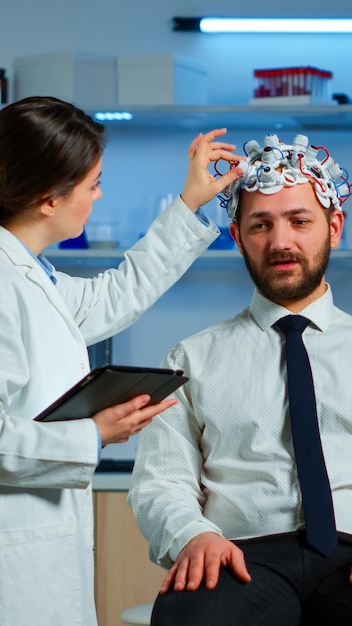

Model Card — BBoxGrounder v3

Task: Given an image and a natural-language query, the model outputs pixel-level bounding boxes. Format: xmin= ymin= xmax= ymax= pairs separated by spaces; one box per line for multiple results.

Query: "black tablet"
xmin=34 ymin=365 xmax=189 ymax=422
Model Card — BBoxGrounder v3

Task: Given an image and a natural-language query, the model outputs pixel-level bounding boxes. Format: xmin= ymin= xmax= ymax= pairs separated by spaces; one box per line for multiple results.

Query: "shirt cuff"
xmin=194 ymin=207 xmax=210 ymax=226
xmin=168 ymin=519 xmax=223 ymax=563
xmin=95 ymin=423 xmax=102 ymax=465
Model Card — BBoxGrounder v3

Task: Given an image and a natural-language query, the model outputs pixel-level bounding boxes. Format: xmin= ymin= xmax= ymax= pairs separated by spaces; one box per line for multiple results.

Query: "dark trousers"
xmin=151 ymin=533 xmax=352 ymax=625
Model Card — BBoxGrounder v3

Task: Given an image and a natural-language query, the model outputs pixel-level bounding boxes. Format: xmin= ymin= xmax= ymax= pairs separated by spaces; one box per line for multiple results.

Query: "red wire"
xmin=340 ymin=175 xmax=351 ymax=205
xmin=314 ymin=145 xmax=330 ymax=164
xmin=214 ymin=159 xmax=239 ymax=177
xmin=297 ymin=154 xmax=325 ymax=192
xmin=213 ymin=159 xmax=223 ymax=177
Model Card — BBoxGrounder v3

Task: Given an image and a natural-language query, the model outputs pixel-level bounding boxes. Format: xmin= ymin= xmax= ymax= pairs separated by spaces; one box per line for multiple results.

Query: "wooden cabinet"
xmin=94 ymin=490 xmax=165 ymax=626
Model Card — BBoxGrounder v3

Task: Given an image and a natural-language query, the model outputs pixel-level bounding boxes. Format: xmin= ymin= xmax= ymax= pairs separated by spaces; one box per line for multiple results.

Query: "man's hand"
xmin=93 ymin=395 xmax=177 ymax=446
xmin=160 ymin=532 xmax=251 ymax=594
xmin=181 ymin=128 xmax=245 ymax=212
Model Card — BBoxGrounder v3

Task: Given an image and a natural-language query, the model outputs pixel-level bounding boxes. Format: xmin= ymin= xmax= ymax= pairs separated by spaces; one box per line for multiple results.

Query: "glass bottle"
xmin=0 ymin=69 xmax=8 ymax=104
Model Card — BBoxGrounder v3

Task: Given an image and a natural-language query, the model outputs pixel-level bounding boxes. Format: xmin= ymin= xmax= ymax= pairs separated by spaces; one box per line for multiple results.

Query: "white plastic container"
xmin=13 ymin=51 xmax=117 ymax=110
xmin=116 ymin=53 xmax=208 ymax=106
xmin=85 ymin=222 xmax=120 ymax=249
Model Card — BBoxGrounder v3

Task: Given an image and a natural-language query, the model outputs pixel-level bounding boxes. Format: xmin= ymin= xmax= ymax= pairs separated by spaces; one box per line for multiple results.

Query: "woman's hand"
xmin=181 ymin=128 xmax=245 ymax=212
xmin=92 ymin=394 xmax=177 ymax=445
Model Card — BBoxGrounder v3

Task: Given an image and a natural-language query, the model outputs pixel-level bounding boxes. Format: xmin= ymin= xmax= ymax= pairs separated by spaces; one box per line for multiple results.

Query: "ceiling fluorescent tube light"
xmin=199 ymin=18 xmax=352 ymax=33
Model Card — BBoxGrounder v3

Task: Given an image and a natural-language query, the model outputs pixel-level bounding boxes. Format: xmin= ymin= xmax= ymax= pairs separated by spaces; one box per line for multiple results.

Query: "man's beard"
xmin=241 ymin=235 xmax=331 ymax=304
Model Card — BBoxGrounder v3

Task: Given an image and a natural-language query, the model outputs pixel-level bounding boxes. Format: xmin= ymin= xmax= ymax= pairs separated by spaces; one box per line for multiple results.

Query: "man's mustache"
xmin=265 ymin=251 xmax=305 ymax=264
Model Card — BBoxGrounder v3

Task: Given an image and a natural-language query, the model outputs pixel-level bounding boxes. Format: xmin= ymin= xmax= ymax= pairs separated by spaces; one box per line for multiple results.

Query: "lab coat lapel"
xmin=25 ymin=265 xmax=81 ymax=334
xmin=0 ymin=228 xmax=81 ymax=338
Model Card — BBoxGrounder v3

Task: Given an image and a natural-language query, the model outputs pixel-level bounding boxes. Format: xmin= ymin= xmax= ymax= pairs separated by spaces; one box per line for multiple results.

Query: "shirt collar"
xmin=249 ymin=286 xmax=334 ymax=333
xmin=16 ymin=237 xmax=57 ymax=285
xmin=37 ymin=252 xmax=57 ymax=284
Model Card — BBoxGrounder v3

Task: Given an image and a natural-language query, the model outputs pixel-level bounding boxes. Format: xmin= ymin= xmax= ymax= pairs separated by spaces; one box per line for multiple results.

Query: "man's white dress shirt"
xmin=128 ymin=287 xmax=352 ymax=568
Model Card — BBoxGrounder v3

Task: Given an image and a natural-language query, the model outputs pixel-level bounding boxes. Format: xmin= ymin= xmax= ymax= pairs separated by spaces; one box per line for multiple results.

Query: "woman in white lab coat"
xmin=0 ymin=97 xmax=243 ymax=626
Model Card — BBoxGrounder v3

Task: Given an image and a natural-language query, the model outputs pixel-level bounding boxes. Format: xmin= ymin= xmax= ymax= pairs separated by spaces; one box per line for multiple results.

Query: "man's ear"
xmin=330 ymin=209 xmax=344 ymax=250
xmin=229 ymin=221 xmax=243 ymax=255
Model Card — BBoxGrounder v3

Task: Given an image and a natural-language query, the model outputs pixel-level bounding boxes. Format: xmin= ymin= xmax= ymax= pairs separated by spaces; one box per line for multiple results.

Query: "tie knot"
xmin=275 ymin=314 xmax=310 ymax=335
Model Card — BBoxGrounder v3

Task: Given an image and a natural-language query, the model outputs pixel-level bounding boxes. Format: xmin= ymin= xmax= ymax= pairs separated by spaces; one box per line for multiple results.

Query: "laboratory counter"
xmin=93 ymin=458 xmax=134 ymax=491
xmin=93 ymin=458 xmax=164 ymax=626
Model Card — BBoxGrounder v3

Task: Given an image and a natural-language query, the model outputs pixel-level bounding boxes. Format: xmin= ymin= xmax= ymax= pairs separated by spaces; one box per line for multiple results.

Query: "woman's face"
xmin=50 ymin=158 xmax=103 ymax=243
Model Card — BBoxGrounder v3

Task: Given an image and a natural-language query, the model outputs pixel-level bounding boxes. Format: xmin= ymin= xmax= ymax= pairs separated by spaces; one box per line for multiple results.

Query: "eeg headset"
xmin=216 ymin=133 xmax=351 ymax=221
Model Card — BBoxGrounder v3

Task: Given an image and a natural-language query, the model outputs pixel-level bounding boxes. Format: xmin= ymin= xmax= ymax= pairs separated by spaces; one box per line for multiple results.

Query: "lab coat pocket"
xmin=0 ymin=520 xmax=82 ymax=626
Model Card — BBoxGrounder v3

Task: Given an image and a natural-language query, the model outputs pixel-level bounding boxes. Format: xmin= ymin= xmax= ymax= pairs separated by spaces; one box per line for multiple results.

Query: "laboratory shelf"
xmin=45 ymin=248 xmax=352 ymax=259
xmin=45 ymin=247 xmax=352 ymax=271
xmin=95 ymin=104 xmax=352 ymax=131
xmin=46 ymin=248 xmax=242 ymax=259
xmin=45 ymin=247 xmax=245 ymax=271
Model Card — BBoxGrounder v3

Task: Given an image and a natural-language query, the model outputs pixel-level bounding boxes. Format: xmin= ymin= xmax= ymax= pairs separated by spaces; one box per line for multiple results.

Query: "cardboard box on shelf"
xmin=13 ymin=51 xmax=117 ymax=111
xmin=116 ymin=53 xmax=208 ymax=106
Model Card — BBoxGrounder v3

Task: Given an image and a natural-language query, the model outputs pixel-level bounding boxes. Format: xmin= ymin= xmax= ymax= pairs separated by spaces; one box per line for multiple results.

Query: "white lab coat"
xmin=0 ymin=198 xmax=218 ymax=626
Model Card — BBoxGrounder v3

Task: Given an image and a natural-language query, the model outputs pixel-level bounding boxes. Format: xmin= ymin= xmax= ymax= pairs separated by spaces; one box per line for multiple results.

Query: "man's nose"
xmin=268 ymin=223 xmax=293 ymax=250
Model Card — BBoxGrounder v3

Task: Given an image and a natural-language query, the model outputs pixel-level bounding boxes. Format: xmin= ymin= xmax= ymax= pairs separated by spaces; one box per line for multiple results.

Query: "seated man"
xmin=128 ymin=133 xmax=352 ymax=626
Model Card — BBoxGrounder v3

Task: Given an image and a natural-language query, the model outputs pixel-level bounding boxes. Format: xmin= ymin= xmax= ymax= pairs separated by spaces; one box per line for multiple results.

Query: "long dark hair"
xmin=0 ymin=96 xmax=105 ymax=225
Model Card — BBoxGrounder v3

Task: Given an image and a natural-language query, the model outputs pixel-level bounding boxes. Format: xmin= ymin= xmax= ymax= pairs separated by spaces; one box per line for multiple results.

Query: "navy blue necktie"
xmin=275 ymin=315 xmax=337 ymax=556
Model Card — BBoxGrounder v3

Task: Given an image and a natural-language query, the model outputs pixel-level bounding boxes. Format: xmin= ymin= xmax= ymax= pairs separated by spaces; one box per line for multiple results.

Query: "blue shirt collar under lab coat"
xmin=15 ymin=238 xmax=57 ymax=285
